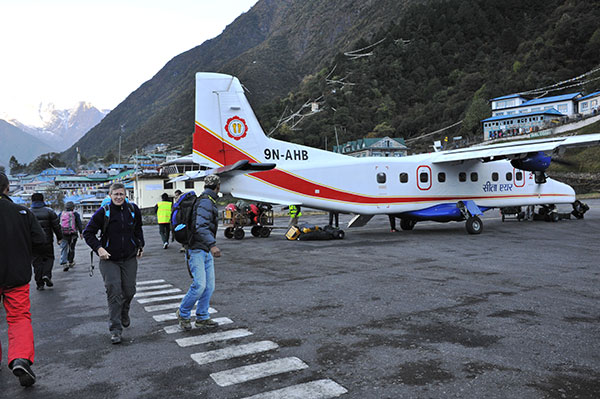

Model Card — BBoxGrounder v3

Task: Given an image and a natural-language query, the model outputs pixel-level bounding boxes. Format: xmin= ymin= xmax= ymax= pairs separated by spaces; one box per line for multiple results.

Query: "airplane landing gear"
xmin=466 ymin=216 xmax=483 ymax=234
xmin=400 ymin=218 xmax=417 ymax=231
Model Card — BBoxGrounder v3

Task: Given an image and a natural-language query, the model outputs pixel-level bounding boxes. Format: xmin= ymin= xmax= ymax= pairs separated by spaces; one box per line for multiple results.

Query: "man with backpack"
xmin=175 ymin=174 xmax=221 ymax=331
xmin=58 ymin=201 xmax=83 ymax=271
xmin=30 ymin=193 xmax=63 ymax=290
xmin=83 ymin=183 xmax=144 ymax=344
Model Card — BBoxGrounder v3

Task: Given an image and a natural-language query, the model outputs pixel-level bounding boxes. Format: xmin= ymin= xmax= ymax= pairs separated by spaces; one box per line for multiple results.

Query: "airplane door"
xmin=416 ymin=165 xmax=432 ymax=191
xmin=375 ymin=165 xmax=390 ymax=210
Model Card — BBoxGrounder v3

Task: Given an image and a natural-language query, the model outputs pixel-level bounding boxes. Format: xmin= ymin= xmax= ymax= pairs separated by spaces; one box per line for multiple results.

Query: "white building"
xmin=578 ymin=91 xmax=600 ymax=115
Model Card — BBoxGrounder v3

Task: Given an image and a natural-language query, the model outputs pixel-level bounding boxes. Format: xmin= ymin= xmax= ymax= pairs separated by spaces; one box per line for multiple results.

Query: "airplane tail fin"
xmin=193 ymin=73 xmax=269 ymax=168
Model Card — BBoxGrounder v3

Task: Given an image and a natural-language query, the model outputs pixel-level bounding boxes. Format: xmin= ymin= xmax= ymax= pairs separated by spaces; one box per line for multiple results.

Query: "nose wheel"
xmin=465 ymin=216 xmax=483 ymax=234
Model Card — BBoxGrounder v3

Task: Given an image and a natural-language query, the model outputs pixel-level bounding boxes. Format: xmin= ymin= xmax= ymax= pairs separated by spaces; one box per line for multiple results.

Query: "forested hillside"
xmin=258 ymin=0 xmax=600 ymax=152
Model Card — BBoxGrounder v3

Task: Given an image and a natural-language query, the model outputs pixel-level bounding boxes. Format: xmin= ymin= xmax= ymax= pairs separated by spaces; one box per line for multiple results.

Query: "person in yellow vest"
xmin=288 ymin=205 xmax=302 ymax=227
xmin=154 ymin=193 xmax=172 ymax=249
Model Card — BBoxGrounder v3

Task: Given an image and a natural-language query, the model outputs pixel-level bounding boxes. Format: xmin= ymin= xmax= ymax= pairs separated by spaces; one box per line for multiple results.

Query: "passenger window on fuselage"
xmin=470 ymin=172 xmax=478 ymax=182
xmin=492 ymin=172 xmax=499 ymax=182
xmin=506 ymin=172 xmax=513 ymax=181
xmin=438 ymin=172 xmax=446 ymax=183
xmin=516 ymin=171 xmax=523 ymax=181
xmin=399 ymin=173 xmax=409 ymax=183
xmin=377 ymin=172 xmax=387 ymax=184
xmin=459 ymin=172 xmax=467 ymax=182
xmin=420 ymin=172 xmax=429 ymax=183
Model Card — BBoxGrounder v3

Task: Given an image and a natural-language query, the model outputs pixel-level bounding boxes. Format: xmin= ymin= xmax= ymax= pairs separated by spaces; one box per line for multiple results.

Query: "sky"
xmin=0 ymin=0 xmax=258 ymax=122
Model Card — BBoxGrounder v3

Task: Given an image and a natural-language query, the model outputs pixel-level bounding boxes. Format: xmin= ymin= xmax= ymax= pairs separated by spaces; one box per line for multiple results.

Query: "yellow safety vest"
xmin=156 ymin=201 xmax=172 ymax=224
xmin=289 ymin=205 xmax=302 ymax=217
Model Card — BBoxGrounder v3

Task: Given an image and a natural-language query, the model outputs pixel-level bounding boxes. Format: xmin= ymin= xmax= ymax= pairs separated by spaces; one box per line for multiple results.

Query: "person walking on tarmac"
xmin=30 ymin=192 xmax=63 ymax=290
xmin=176 ymin=175 xmax=221 ymax=331
xmin=173 ymin=190 xmax=186 ymax=253
xmin=83 ymin=183 xmax=144 ymax=344
xmin=288 ymin=205 xmax=302 ymax=227
xmin=0 ymin=173 xmax=46 ymax=387
xmin=58 ymin=201 xmax=84 ymax=271
xmin=154 ymin=193 xmax=172 ymax=249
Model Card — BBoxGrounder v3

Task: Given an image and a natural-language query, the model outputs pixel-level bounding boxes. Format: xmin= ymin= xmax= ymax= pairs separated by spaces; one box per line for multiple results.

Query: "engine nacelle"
xmin=510 ymin=151 xmax=551 ymax=172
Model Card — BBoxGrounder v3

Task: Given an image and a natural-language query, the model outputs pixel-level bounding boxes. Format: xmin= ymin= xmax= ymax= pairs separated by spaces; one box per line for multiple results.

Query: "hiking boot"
xmin=163 ymin=242 xmax=169 ymax=249
xmin=11 ymin=358 xmax=36 ymax=387
xmin=176 ymin=309 xmax=192 ymax=331
xmin=69 ymin=261 xmax=75 ymax=268
xmin=42 ymin=276 xmax=53 ymax=287
xmin=179 ymin=247 xmax=186 ymax=253
xmin=62 ymin=263 xmax=69 ymax=271
xmin=195 ymin=318 xmax=219 ymax=329
xmin=121 ymin=313 xmax=130 ymax=328
xmin=36 ymin=283 xmax=44 ymax=291
xmin=111 ymin=333 xmax=122 ymax=344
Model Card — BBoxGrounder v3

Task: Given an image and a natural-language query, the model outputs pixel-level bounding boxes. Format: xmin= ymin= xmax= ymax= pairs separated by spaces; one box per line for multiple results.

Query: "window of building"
xmin=470 ymin=172 xmax=478 ymax=182
xmin=420 ymin=172 xmax=429 ymax=184
xmin=399 ymin=173 xmax=409 ymax=183
xmin=581 ymin=102 xmax=589 ymax=111
xmin=459 ymin=172 xmax=467 ymax=182
xmin=377 ymin=173 xmax=386 ymax=184
xmin=163 ymin=180 xmax=173 ymax=189
xmin=438 ymin=172 xmax=446 ymax=183
xmin=558 ymin=104 xmax=568 ymax=113
xmin=506 ymin=172 xmax=512 ymax=181
xmin=492 ymin=172 xmax=499 ymax=182
xmin=185 ymin=180 xmax=194 ymax=189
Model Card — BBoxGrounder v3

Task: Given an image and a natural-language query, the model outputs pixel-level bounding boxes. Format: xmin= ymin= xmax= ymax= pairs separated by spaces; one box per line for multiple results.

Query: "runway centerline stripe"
xmin=153 ymin=308 xmax=217 ymax=322
xmin=210 ymin=357 xmax=309 ymax=387
xmin=175 ymin=329 xmax=253 ymax=347
xmin=240 ymin=379 xmax=348 ymax=399
xmin=163 ymin=317 xmax=231 ymax=333
xmin=136 ymin=284 xmax=173 ymax=292
xmin=136 ymin=294 xmax=185 ymax=304
xmin=134 ymin=288 xmax=182 ymax=298
xmin=136 ymin=279 xmax=166 ymax=285
xmin=190 ymin=340 xmax=278 ymax=365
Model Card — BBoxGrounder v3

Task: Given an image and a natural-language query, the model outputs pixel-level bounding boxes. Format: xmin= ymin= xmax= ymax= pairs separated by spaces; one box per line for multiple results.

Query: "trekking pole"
xmin=89 ymin=250 xmax=95 ymax=277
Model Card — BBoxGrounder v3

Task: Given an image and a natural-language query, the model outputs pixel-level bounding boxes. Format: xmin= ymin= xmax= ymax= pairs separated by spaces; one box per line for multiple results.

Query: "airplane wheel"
xmin=251 ymin=226 xmax=261 ymax=237
xmin=335 ymin=230 xmax=345 ymax=239
xmin=234 ymin=228 xmax=245 ymax=240
xmin=259 ymin=226 xmax=271 ymax=238
xmin=551 ymin=212 xmax=559 ymax=222
xmin=400 ymin=219 xmax=416 ymax=231
xmin=224 ymin=227 xmax=234 ymax=239
xmin=466 ymin=216 xmax=483 ymax=235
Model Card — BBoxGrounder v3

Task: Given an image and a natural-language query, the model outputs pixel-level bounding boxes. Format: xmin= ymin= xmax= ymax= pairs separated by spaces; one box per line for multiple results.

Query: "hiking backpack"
xmin=60 ymin=211 xmax=77 ymax=234
xmin=171 ymin=191 xmax=199 ymax=245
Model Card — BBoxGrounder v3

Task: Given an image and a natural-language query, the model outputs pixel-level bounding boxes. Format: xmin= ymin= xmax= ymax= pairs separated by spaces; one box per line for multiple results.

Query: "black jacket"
xmin=30 ymin=201 xmax=63 ymax=244
xmin=189 ymin=189 xmax=218 ymax=252
xmin=0 ymin=194 xmax=46 ymax=287
xmin=83 ymin=200 xmax=145 ymax=261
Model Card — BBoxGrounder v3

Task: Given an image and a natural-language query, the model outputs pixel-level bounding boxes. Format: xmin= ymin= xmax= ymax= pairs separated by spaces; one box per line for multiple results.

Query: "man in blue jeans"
xmin=176 ymin=174 xmax=221 ymax=331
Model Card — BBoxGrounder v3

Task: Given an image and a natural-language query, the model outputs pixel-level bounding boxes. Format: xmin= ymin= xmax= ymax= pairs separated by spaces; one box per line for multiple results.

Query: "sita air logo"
xmin=225 ymin=116 xmax=248 ymax=141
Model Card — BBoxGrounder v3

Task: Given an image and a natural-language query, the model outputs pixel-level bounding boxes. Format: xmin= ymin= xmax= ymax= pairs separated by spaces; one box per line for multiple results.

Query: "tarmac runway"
xmin=1 ymin=200 xmax=599 ymax=398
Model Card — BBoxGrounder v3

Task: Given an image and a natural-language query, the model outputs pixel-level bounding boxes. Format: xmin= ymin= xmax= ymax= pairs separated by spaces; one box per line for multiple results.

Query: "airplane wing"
xmin=431 ymin=133 xmax=600 ymax=164
xmin=169 ymin=160 xmax=276 ymax=182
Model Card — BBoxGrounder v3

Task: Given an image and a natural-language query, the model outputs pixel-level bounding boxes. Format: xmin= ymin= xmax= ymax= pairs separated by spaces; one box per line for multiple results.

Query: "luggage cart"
xmin=221 ymin=204 xmax=274 ymax=240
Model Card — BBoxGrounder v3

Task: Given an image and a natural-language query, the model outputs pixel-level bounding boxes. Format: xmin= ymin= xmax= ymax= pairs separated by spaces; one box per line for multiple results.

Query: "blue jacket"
xmin=83 ymin=201 xmax=144 ymax=261
xmin=189 ymin=188 xmax=218 ymax=252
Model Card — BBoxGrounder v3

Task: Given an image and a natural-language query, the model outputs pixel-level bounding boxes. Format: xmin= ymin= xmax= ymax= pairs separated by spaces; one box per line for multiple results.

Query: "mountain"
xmin=63 ymin=0 xmax=417 ymax=162
xmin=64 ymin=0 xmax=600 ymax=164
xmin=0 ymin=120 xmax=56 ymax=171
xmin=5 ymin=102 xmax=109 ymax=152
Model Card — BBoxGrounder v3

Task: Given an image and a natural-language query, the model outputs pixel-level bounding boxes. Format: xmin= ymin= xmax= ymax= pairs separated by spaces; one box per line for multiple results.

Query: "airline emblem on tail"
xmin=225 ymin=116 xmax=248 ymax=141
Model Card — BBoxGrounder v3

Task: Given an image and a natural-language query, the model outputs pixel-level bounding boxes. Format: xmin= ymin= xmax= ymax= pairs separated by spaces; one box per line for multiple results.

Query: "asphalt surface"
xmin=1 ymin=200 xmax=599 ymax=398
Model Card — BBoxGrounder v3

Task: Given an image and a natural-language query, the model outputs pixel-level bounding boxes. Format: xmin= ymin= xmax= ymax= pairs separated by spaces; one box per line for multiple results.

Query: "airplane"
xmin=173 ymin=72 xmax=600 ymax=235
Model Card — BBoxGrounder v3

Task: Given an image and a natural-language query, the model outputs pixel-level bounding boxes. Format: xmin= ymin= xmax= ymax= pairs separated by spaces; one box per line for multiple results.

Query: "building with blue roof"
xmin=578 ymin=91 xmax=600 ymax=115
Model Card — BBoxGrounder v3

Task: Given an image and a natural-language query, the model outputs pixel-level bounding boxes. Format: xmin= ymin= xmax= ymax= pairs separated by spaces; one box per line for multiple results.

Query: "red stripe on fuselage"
xmin=194 ymin=122 xmax=571 ymax=205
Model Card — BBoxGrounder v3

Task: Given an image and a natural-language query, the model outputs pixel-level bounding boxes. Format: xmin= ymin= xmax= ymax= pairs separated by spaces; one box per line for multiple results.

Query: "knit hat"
xmin=65 ymin=201 xmax=75 ymax=210
xmin=204 ymin=174 xmax=220 ymax=188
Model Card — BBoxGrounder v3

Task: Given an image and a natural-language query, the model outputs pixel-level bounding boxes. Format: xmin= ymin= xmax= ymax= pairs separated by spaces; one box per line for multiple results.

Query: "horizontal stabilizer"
xmin=169 ymin=160 xmax=276 ymax=183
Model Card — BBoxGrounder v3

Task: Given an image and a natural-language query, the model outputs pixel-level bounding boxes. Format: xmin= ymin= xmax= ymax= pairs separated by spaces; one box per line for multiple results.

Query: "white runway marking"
xmin=210 ymin=357 xmax=309 ymax=387
xmin=175 ymin=329 xmax=253 ymax=347
xmin=163 ymin=317 xmax=232 ymax=333
xmin=241 ymin=379 xmax=348 ymax=399
xmin=136 ymin=284 xmax=173 ymax=292
xmin=134 ymin=288 xmax=181 ymax=298
xmin=153 ymin=308 xmax=217 ymax=322
xmin=136 ymin=294 xmax=185 ymax=304
xmin=144 ymin=302 xmax=182 ymax=312
xmin=136 ymin=279 xmax=166 ymax=285
xmin=190 ymin=340 xmax=278 ymax=365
